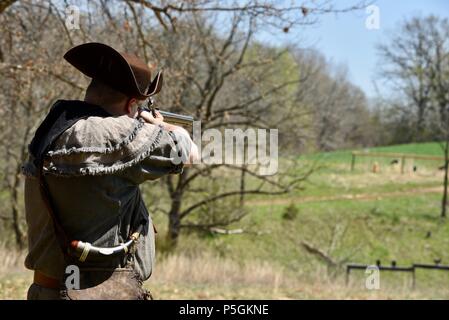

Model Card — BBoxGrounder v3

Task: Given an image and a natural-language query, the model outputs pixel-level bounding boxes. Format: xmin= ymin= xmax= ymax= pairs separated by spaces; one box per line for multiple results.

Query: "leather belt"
xmin=34 ymin=271 xmax=60 ymax=290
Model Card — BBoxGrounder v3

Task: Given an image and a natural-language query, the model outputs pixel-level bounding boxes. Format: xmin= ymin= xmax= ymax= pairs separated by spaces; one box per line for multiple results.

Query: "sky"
xmin=260 ymin=0 xmax=449 ymax=99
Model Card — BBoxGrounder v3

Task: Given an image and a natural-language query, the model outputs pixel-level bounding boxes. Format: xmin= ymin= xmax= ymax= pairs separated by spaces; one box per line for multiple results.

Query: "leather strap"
xmin=34 ymin=271 xmax=60 ymax=290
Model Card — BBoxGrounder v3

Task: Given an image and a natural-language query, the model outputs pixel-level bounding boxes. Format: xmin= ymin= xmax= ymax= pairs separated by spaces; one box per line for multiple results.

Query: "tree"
xmin=0 ymin=2 xmax=83 ymax=247
xmin=291 ymin=50 xmax=374 ymax=152
xmin=378 ymin=17 xmax=434 ymax=141
xmin=423 ymin=17 xmax=449 ymax=218
xmin=378 ymin=16 xmax=449 ymax=218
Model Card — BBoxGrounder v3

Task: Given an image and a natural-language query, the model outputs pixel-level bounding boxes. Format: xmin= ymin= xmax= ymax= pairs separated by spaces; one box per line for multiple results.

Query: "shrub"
xmin=282 ymin=203 xmax=299 ymax=221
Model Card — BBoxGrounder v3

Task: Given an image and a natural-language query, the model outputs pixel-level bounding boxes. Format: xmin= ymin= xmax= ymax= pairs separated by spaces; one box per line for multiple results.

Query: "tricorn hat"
xmin=63 ymin=42 xmax=162 ymax=100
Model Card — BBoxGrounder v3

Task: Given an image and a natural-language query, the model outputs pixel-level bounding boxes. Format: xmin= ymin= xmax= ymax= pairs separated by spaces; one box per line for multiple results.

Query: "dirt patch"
xmin=247 ymin=186 xmax=443 ymax=206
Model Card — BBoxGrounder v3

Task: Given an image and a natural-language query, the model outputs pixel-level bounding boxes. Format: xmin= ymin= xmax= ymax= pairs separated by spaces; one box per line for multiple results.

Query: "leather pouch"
xmin=61 ymin=267 xmax=152 ymax=300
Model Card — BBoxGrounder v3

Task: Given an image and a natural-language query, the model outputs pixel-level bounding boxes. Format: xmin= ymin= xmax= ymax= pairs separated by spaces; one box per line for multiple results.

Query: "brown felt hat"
xmin=63 ymin=42 xmax=163 ymax=100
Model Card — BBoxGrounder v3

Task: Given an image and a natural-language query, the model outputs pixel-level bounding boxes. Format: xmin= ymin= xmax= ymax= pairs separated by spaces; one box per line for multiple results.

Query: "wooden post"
xmin=442 ymin=140 xmax=449 ymax=218
xmin=345 ymin=266 xmax=350 ymax=285
xmin=351 ymin=153 xmax=356 ymax=171
xmin=400 ymin=156 xmax=405 ymax=174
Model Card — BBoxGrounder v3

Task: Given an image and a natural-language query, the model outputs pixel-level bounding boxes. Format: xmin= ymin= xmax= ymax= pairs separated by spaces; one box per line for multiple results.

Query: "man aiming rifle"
xmin=23 ymin=42 xmax=199 ymax=300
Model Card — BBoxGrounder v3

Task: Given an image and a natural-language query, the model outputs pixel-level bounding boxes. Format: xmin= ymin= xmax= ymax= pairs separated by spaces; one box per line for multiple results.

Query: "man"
xmin=22 ymin=42 xmax=198 ymax=300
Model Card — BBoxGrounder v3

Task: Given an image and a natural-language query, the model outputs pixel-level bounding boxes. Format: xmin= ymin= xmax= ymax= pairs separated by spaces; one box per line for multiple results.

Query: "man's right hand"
xmin=138 ymin=108 xmax=199 ymax=164
xmin=139 ymin=108 xmax=188 ymax=133
xmin=139 ymin=109 xmax=164 ymax=125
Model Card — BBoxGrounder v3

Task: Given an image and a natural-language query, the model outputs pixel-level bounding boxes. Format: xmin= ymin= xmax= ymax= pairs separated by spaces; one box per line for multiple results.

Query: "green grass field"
xmin=2 ymin=142 xmax=449 ymax=299
xmin=304 ymin=142 xmax=445 ymax=162
xmin=146 ymin=142 xmax=449 ymax=299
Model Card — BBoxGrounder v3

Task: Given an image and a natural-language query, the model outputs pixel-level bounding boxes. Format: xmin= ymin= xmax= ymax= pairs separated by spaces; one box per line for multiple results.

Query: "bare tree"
xmin=378 ymin=16 xmax=449 ymax=218
xmin=151 ymin=13 xmax=312 ymax=244
xmin=0 ymin=0 xmax=369 ymax=247
xmin=291 ymin=50 xmax=373 ymax=152
xmin=378 ymin=17 xmax=435 ymax=141
xmin=423 ymin=17 xmax=449 ymax=218
xmin=0 ymin=2 xmax=83 ymax=247
xmin=121 ymin=0 xmax=368 ymax=32
xmin=85 ymin=0 xmax=367 ymax=244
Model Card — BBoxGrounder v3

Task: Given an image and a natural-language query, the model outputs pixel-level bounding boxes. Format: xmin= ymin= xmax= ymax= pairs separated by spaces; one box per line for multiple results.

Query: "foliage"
xmin=282 ymin=203 xmax=299 ymax=221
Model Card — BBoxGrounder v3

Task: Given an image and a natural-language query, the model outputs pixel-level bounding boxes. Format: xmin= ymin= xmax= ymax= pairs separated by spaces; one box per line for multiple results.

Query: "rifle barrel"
xmin=159 ymin=110 xmax=194 ymax=127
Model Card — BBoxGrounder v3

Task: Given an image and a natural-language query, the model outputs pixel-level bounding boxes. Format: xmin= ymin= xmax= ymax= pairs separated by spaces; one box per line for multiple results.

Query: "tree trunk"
xmin=440 ymin=137 xmax=449 ymax=218
xmin=11 ymin=168 xmax=25 ymax=248
xmin=415 ymin=100 xmax=426 ymax=141
xmin=239 ymin=167 xmax=246 ymax=207
xmin=167 ymin=190 xmax=182 ymax=246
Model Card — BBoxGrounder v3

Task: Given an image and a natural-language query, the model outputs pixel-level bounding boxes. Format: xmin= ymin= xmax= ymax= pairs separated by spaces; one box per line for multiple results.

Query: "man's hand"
xmin=138 ymin=107 xmax=199 ymax=165
xmin=139 ymin=109 xmax=164 ymax=125
xmin=139 ymin=108 xmax=187 ymax=134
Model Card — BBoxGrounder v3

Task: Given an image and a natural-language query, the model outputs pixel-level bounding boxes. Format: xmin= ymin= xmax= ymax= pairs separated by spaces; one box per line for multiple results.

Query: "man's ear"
xmin=125 ymin=98 xmax=137 ymax=115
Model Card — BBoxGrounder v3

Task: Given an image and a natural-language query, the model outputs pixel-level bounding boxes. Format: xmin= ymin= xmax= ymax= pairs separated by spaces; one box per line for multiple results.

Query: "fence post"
xmin=400 ymin=156 xmax=405 ymax=174
xmin=346 ymin=266 xmax=350 ymax=285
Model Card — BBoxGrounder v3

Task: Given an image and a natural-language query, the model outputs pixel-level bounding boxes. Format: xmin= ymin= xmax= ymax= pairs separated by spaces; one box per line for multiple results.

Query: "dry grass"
xmin=1 ymin=245 xmax=448 ymax=299
xmin=145 ymin=251 xmax=449 ymax=300
xmin=0 ymin=244 xmax=27 ymax=274
xmin=147 ymin=251 xmax=303 ymax=299
xmin=327 ymin=170 xmax=442 ymax=189
xmin=151 ymin=251 xmax=285 ymax=288
xmin=0 ymin=245 xmax=31 ymax=300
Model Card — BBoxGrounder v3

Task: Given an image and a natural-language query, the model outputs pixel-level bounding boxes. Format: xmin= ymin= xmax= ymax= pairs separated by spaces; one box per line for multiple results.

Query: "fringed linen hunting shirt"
xmin=22 ymin=100 xmax=192 ymax=280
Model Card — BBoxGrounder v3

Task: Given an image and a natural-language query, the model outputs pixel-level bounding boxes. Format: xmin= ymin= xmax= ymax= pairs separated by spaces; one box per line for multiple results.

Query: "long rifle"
xmin=145 ymin=97 xmax=194 ymax=127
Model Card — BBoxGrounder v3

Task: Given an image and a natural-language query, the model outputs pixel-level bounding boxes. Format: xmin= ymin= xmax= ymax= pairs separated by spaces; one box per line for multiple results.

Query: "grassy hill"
xmin=151 ymin=141 xmax=449 ymax=298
